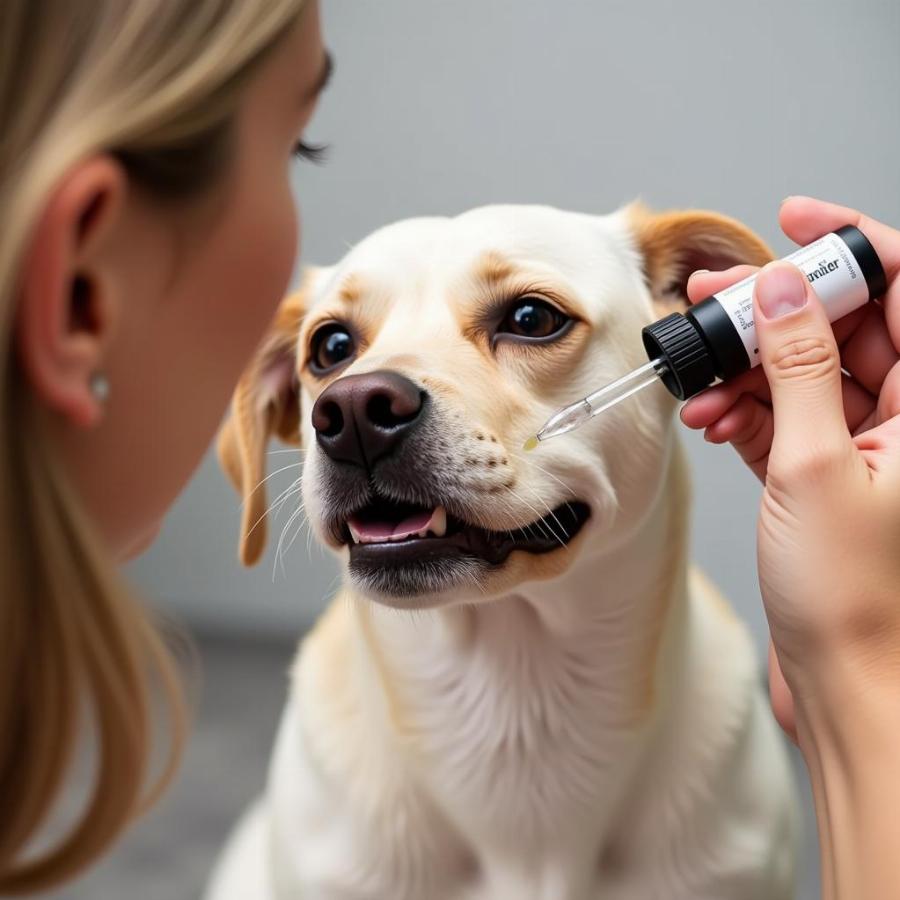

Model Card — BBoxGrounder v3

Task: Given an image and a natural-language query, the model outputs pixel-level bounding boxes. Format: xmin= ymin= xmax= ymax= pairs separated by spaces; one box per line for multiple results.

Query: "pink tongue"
xmin=350 ymin=509 xmax=435 ymax=541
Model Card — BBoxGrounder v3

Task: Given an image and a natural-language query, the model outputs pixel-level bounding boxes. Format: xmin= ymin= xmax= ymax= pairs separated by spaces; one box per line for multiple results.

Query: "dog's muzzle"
xmin=310 ymin=370 xmax=591 ymax=598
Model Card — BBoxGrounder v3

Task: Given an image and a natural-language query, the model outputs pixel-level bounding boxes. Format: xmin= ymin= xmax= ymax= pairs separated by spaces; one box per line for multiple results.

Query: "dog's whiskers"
xmin=517 ymin=481 xmax=573 ymax=547
xmin=504 ymin=461 xmax=578 ymax=546
xmin=241 ymin=461 xmax=304 ymax=511
xmin=284 ymin=507 xmax=310 ymax=558
xmin=273 ymin=483 xmax=303 ymax=520
xmin=267 ymin=447 xmax=310 ymax=456
xmin=467 ymin=565 xmax=488 ymax=597
xmin=526 ymin=488 xmax=571 ymax=546
xmin=270 ymin=473 xmax=303 ymax=510
xmin=504 ymin=487 xmax=566 ymax=547
xmin=495 ymin=493 xmax=547 ymax=543
xmin=244 ymin=475 xmax=303 ymax=543
xmin=512 ymin=452 xmax=577 ymax=498
xmin=305 ymin=517 xmax=316 ymax=557
xmin=273 ymin=500 xmax=307 ymax=581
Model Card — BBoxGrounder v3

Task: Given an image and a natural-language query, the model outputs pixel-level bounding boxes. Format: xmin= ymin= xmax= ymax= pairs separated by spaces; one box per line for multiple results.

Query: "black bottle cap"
xmin=687 ymin=295 xmax=752 ymax=380
xmin=835 ymin=225 xmax=887 ymax=300
xmin=641 ymin=312 xmax=716 ymax=401
xmin=642 ymin=227 xmax=887 ymax=404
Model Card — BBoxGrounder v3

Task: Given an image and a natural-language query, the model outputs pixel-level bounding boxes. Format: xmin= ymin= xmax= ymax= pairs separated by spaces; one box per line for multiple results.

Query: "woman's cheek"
xmin=254 ymin=176 xmax=299 ymax=327
xmin=219 ymin=172 xmax=299 ymax=363
xmin=269 ymin=171 xmax=300 ymax=283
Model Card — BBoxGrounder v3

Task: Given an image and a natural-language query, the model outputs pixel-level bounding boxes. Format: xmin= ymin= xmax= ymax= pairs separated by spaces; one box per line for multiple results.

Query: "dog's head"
xmin=219 ymin=204 xmax=770 ymax=607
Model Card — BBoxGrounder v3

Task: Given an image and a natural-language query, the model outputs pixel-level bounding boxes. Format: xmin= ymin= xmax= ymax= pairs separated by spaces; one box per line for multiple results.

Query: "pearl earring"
xmin=90 ymin=372 xmax=110 ymax=404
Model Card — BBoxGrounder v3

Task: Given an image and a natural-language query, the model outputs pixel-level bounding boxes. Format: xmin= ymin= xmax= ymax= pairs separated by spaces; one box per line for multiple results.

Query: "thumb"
xmin=753 ymin=261 xmax=852 ymax=467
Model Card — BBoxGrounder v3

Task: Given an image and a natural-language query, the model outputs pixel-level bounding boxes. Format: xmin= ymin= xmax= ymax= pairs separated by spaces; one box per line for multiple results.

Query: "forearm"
xmin=795 ymin=654 xmax=900 ymax=900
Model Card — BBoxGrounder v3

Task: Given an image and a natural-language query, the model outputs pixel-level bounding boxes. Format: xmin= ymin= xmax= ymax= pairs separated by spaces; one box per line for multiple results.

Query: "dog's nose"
xmin=311 ymin=371 xmax=425 ymax=468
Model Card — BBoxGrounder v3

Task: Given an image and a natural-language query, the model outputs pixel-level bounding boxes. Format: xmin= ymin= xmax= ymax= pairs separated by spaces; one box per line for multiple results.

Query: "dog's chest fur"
xmin=384 ymin=598 xmax=657 ymax=849
xmin=283 ymin=564 xmax=792 ymax=900
xmin=286 ymin=496 xmax=691 ymax=900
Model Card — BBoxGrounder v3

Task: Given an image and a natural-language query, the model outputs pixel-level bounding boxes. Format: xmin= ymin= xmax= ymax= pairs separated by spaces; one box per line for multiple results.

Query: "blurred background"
xmin=56 ymin=1 xmax=900 ymax=897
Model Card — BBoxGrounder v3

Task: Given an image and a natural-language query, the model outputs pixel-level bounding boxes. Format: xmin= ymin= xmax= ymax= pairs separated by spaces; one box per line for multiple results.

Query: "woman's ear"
xmin=627 ymin=202 xmax=773 ymax=317
xmin=218 ymin=267 xmax=327 ymax=566
xmin=15 ymin=156 xmax=126 ymax=428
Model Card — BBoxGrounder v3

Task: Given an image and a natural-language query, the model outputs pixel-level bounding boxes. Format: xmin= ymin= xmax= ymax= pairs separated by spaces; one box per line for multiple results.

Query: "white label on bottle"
xmin=712 ymin=233 xmax=869 ymax=367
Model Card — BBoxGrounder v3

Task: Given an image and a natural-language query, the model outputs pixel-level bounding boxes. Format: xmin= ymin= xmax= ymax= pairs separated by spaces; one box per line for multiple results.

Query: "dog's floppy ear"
xmin=217 ymin=268 xmax=324 ymax=566
xmin=628 ymin=203 xmax=773 ymax=316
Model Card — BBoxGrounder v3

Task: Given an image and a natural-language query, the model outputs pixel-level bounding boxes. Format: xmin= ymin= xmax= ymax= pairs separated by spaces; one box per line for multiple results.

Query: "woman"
xmin=0 ymin=0 xmax=327 ymax=892
xmin=1 ymin=2 xmax=898 ymax=897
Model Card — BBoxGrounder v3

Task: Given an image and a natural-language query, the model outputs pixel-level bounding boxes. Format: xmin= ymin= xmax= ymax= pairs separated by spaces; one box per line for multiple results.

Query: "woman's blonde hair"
xmin=0 ymin=0 xmax=307 ymax=893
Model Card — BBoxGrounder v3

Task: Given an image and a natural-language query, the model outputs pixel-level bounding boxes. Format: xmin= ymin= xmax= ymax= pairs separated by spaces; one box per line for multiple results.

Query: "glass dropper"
xmin=524 ymin=357 xmax=668 ymax=449
xmin=524 ymin=226 xmax=890 ymax=452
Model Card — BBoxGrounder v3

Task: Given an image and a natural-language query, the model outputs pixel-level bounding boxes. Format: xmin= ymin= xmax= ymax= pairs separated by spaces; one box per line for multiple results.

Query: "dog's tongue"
xmin=349 ymin=506 xmax=447 ymax=544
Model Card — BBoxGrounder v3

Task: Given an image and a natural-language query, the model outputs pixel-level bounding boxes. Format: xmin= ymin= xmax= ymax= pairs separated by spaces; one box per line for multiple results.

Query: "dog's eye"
xmin=310 ymin=323 xmax=356 ymax=373
xmin=498 ymin=297 xmax=570 ymax=341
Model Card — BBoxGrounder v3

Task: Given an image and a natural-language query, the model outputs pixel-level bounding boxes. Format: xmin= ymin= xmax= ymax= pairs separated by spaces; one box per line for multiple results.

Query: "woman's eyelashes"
xmin=493 ymin=295 xmax=574 ymax=345
xmin=292 ymin=140 xmax=329 ymax=164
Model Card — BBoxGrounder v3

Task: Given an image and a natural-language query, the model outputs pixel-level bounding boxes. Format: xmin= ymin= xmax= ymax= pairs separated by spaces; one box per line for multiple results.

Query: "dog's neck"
xmin=359 ymin=440 xmax=691 ymax=742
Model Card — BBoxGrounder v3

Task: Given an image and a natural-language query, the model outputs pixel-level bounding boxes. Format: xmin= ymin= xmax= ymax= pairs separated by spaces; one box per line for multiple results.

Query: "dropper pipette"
xmin=525 ymin=358 xmax=668 ymax=448
xmin=525 ymin=225 xmax=886 ymax=451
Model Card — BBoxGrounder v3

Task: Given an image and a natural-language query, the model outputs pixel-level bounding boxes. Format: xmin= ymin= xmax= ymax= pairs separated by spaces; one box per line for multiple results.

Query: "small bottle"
xmin=642 ymin=225 xmax=887 ymax=400
xmin=529 ymin=226 xmax=887 ymax=446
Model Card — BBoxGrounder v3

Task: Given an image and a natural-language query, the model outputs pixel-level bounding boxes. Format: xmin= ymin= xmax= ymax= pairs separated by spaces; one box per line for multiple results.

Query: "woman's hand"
xmin=682 ymin=197 xmax=900 ymax=898
xmin=682 ymin=197 xmax=900 ymax=696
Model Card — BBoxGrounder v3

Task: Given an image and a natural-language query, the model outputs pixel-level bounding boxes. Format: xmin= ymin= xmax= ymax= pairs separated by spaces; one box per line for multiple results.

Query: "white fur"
xmin=207 ymin=205 xmax=799 ymax=900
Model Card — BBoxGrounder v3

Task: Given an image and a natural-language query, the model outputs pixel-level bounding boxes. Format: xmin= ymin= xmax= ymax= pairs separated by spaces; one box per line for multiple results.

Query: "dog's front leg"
xmin=601 ymin=692 xmax=799 ymax=900
xmin=264 ymin=683 xmax=475 ymax=900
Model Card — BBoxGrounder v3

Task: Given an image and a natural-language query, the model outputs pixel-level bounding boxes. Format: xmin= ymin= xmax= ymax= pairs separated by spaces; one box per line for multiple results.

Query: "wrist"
xmin=792 ymin=653 xmax=900 ymax=900
xmin=795 ymin=663 xmax=900 ymax=775
xmin=784 ymin=628 xmax=900 ymax=733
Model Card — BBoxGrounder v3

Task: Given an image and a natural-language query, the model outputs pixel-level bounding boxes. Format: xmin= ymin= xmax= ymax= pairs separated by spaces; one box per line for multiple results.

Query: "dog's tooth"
xmin=429 ymin=506 xmax=447 ymax=538
xmin=348 ymin=522 xmax=362 ymax=544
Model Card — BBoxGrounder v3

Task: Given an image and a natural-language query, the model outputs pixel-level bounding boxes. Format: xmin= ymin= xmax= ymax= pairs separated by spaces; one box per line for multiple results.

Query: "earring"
xmin=90 ymin=372 xmax=110 ymax=404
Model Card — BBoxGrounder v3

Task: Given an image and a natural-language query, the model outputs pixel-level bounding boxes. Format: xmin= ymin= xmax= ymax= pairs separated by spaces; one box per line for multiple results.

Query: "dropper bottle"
xmin=527 ymin=225 xmax=886 ymax=448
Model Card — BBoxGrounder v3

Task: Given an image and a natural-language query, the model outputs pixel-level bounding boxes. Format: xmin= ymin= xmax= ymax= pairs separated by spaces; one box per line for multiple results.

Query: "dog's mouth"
xmin=339 ymin=495 xmax=591 ymax=570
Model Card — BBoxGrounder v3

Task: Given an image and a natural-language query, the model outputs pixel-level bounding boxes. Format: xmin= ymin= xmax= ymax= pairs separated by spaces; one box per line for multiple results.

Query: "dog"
xmin=206 ymin=203 xmax=799 ymax=900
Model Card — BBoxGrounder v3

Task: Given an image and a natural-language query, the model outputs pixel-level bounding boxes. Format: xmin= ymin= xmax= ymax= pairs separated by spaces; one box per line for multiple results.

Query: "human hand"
xmin=681 ymin=197 xmax=900 ymax=734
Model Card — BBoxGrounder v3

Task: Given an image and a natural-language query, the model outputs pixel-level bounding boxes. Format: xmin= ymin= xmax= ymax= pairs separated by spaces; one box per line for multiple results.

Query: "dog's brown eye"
xmin=310 ymin=323 xmax=356 ymax=373
xmin=498 ymin=297 xmax=570 ymax=341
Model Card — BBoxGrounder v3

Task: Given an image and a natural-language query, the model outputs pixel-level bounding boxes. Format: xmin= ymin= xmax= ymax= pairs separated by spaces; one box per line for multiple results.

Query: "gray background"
xmin=61 ymin=2 xmax=898 ymax=899
xmin=131 ymin=0 xmax=900 ymax=656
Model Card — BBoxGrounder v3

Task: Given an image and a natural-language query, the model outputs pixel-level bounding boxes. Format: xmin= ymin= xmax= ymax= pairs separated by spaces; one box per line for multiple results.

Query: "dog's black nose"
xmin=311 ymin=371 xmax=425 ymax=468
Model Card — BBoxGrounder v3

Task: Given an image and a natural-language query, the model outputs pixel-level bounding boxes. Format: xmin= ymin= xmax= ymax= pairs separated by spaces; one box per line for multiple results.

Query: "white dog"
xmin=207 ymin=203 xmax=799 ymax=900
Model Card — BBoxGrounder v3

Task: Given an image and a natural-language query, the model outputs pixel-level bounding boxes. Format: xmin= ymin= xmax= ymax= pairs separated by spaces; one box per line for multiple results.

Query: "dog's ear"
xmin=628 ymin=203 xmax=773 ymax=317
xmin=217 ymin=268 xmax=325 ymax=566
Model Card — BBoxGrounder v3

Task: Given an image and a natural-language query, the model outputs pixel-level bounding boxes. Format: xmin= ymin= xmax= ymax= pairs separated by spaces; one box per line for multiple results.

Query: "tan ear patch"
xmin=217 ymin=275 xmax=318 ymax=566
xmin=629 ymin=203 xmax=773 ymax=316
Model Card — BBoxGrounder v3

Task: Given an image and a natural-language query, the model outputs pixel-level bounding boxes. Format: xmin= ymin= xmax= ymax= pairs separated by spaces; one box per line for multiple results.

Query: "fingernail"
xmin=693 ymin=268 xmax=709 ymax=275
xmin=780 ymin=195 xmax=794 ymax=206
xmin=755 ymin=262 xmax=808 ymax=319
